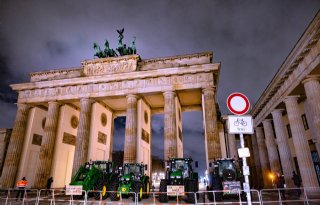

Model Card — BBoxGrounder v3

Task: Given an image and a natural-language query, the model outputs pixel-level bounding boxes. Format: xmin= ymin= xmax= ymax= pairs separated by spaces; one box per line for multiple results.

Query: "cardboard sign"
xmin=66 ymin=185 xmax=83 ymax=195
xmin=167 ymin=185 xmax=185 ymax=196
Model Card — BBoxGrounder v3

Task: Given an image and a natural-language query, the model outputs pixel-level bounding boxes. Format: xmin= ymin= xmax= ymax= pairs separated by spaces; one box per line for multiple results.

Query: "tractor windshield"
xmin=124 ymin=164 xmax=143 ymax=176
xmin=218 ymin=160 xmax=236 ymax=175
xmin=95 ymin=163 xmax=112 ymax=173
xmin=171 ymin=160 xmax=190 ymax=178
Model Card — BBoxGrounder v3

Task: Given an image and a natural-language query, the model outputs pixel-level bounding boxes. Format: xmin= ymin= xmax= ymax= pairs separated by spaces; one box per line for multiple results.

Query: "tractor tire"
xmin=241 ymin=192 xmax=247 ymax=201
xmin=73 ymin=193 xmax=85 ymax=200
xmin=143 ymin=181 xmax=150 ymax=199
xmin=159 ymin=180 xmax=168 ymax=203
xmin=110 ymin=181 xmax=120 ymax=201
xmin=94 ymin=180 xmax=109 ymax=200
xmin=216 ymin=192 xmax=223 ymax=201
xmin=207 ymin=189 xmax=214 ymax=202
xmin=133 ymin=182 xmax=143 ymax=202
xmin=186 ymin=179 xmax=196 ymax=204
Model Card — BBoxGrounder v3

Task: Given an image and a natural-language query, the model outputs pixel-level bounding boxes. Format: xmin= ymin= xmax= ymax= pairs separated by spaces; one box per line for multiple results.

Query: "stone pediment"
xmin=82 ymin=54 xmax=140 ymax=76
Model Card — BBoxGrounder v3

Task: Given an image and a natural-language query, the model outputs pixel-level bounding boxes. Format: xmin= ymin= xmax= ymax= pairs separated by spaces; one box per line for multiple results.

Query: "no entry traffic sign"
xmin=227 ymin=92 xmax=250 ymax=115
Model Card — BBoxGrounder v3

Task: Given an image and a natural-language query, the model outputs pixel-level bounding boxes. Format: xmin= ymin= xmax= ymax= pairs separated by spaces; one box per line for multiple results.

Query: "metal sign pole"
xmin=240 ymin=133 xmax=252 ymax=205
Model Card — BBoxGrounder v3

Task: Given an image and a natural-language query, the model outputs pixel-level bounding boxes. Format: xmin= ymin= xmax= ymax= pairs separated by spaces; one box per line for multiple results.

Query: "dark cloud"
xmin=0 ymin=53 xmax=18 ymax=103
xmin=45 ymin=40 xmax=70 ymax=57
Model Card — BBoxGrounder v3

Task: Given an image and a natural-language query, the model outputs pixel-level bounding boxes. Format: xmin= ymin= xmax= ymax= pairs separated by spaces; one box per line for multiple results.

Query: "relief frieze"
xmin=83 ymin=55 xmax=139 ymax=76
xmin=18 ymin=72 xmax=214 ymax=101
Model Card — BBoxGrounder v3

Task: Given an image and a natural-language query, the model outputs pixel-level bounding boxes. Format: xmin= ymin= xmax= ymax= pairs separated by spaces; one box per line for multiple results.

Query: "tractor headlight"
xmin=176 ymin=176 xmax=181 ymax=179
xmin=170 ymin=175 xmax=175 ymax=179
xmin=126 ymin=178 xmax=130 ymax=181
xmin=120 ymin=177 xmax=124 ymax=181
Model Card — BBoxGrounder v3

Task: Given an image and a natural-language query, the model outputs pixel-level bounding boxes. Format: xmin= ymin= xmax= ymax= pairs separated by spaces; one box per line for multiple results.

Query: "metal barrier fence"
xmin=0 ymin=187 xmax=319 ymax=204
xmin=260 ymin=187 xmax=320 ymax=205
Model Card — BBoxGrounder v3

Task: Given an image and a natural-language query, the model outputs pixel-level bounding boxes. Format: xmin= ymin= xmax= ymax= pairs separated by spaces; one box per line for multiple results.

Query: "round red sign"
xmin=227 ymin=92 xmax=250 ymax=115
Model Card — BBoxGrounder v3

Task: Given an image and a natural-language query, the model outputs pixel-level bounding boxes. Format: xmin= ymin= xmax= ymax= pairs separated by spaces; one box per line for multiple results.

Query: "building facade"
xmin=251 ymin=12 xmax=320 ymax=188
xmin=0 ymin=52 xmax=225 ymax=189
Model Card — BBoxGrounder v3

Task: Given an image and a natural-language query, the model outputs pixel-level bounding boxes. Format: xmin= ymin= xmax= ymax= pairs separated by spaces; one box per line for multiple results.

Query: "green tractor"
xmin=70 ymin=160 xmax=118 ymax=200
xmin=207 ymin=158 xmax=245 ymax=201
xmin=110 ymin=163 xmax=150 ymax=202
xmin=159 ymin=158 xmax=199 ymax=203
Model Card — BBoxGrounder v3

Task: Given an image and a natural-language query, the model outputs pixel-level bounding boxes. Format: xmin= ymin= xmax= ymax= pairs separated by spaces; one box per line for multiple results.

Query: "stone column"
xmin=108 ymin=115 xmax=115 ymax=161
xmin=262 ymin=119 xmax=282 ymax=174
xmin=251 ymin=133 xmax=263 ymax=189
xmin=284 ymin=96 xmax=319 ymax=187
xmin=271 ymin=109 xmax=295 ymax=187
xmin=202 ymin=87 xmax=221 ymax=162
xmin=72 ymin=98 xmax=94 ymax=177
xmin=33 ymin=102 xmax=60 ymax=188
xmin=302 ymin=76 xmax=320 ymax=155
xmin=227 ymin=133 xmax=238 ymax=159
xmin=123 ymin=94 xmax=138 ymax=163
xmin=255 ymin=126 xmax=271 ymax=188
xmin=0 ymin=103 xmax=30 ymax=188
xmin=163 ymin=91 xmax=177 ymax=160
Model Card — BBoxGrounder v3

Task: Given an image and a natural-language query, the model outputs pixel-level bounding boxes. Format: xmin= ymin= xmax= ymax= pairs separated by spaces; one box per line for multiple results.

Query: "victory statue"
xmin=93 ymin=28 xmax=137 ymax=58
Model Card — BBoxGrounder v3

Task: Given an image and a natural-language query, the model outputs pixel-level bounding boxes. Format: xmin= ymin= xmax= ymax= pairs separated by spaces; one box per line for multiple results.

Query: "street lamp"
xmin=269 ymin=173 xmax=274 ymax=187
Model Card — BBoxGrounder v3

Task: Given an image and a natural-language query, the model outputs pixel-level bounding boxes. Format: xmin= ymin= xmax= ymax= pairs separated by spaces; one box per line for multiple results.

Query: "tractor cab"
xmin=121 ymin=163 xmax=146 ymax=180
xmin=110 ymin=163 xmax=150 ymax=202
xmin=166 ymin=158 xmax=196 ymax=183
xmin=207 ymin=158 xmax=245 ymax=201
xmin=159 ymin=157 xmax=199 ymax=203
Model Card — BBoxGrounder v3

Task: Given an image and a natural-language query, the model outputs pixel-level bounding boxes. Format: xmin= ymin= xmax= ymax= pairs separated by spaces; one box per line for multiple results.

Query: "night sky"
xmin=0 ymin=1 xmax=319 ymax=175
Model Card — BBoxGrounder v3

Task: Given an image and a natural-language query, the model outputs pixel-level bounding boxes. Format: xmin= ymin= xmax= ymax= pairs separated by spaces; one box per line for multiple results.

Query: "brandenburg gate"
xmin=0 ymin=52 xmax=223 ymax=189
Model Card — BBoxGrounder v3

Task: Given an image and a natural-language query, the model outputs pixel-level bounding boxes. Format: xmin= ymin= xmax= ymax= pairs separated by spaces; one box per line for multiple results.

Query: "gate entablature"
xmin=12 ymin=52 xmax=220 ymax=106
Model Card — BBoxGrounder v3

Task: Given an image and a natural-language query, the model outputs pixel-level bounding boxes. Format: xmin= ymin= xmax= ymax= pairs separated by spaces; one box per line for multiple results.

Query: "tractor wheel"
xmin=241 ymin=192 xmax=247 ymax=201
xmin=133 ymin=182 xmax=143 ymax=202
xmin=216 ymin=192 xmax=223 ymax=201
xmin=142 ymin=181 xmax=150 ymax=199
xmin=159 ymin=180 xmax=168 ymax=203
xmin=73 ymin=193 xmax=85 ymax=200
xmin=109 ymin=181 xmax=120 ymax=201
xmin=207 ymin=188 xmax=214 ymax=202
xmin=94 ymin=180 xmax=109 ymax=200
xmin=186 ymin=179 xmax=196 ymax=204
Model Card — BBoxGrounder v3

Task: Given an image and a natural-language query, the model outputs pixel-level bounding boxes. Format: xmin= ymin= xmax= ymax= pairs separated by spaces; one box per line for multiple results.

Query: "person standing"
xmin=275 ymin=173 xmax=286 ymax=200
xmin=45 ymin=177 xmax=54 ymax=196
xmin=292 ymin=171 xmax=302 ymax=196
xmin=16 ymin=177 xmax=28 ymax=201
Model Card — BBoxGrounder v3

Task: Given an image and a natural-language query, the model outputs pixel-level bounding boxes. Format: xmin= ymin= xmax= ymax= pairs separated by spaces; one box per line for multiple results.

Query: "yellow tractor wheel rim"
xmin=147 ymin=183 xmax=150 ymax=193
xmin=102 ymin=185 xmax=107 ymax=196
xmin=139 ymin=187 xmax=143 ymax=198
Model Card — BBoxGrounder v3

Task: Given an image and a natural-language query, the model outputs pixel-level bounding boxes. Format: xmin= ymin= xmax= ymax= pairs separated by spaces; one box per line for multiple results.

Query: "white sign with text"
xmin=228 ymin=115 xmax=253 ymax=134
xmin=66 ymin=185 xmax=83 ymax=195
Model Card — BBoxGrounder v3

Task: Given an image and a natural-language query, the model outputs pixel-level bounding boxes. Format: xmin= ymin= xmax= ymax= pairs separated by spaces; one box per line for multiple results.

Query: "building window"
xmin=301 ymin=114 xmax=309 ymax=130
xmin=286 ymin=124 xmax=292 ymax=138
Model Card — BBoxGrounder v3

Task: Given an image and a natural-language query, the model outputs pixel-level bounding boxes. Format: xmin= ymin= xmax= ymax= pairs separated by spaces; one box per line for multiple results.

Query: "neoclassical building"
xmin=0 ymin=52 xmax=226 ymax=189
xmin=251 ymin=12 xmax=320 ymax=188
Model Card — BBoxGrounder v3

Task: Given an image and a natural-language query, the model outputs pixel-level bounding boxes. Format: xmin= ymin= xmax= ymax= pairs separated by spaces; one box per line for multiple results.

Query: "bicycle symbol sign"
xmin=228 ymin=115 xmax=253 ymax=134
xmin=234 ymin=118 xmax=247 ymax=126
